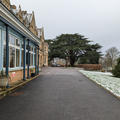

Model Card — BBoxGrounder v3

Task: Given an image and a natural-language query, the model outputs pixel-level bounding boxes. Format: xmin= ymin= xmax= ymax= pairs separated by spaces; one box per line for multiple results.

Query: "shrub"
xmin=112 ymin=58 xmax=120 ymax=78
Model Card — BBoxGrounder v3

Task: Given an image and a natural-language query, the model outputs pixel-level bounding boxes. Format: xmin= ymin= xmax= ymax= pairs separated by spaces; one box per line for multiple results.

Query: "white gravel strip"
xmin=79 ymin=70 xmax=120 ymax=97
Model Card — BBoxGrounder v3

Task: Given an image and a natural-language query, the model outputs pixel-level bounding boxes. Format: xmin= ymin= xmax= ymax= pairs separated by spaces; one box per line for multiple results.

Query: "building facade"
xmin=0 ymin=0 xmax=48 ymax=85
xmin=44 ymin=42 xmax=48 ymax=66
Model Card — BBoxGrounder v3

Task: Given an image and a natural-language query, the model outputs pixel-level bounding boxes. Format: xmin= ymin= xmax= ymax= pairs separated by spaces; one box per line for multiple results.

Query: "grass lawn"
xmin=79 ymin=70 xmax=120 ymax=97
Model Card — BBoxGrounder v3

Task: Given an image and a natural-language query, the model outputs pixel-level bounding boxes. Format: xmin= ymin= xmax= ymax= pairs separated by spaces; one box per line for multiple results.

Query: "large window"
xmin=16 ymin=49 xmax=20 ymax=67
xmin=30 ymin=45 xmax=35 ymax=66
xmin=9 ymin=34 xmax=20 ymax=68
xmin=34 ymin=48 xmax=39 ymax=66
xmin=9 ymin=46 xmax=15 ymax=68
xmin=21 ymin=50 xmax=24 ymax=67
xmin=21 ymin=41 xmax=24 ymax=67
xmin=3 ymin=31 xmax=6 ymax=68
xmin=34 ymin=48 xmax=36 ymax=66
xmin=26 ymin=42 xmax=28 ymax=65
xmin=26 ymin=42 xmax=35 ymax=67
xmin=36 ymin=49 xmax=39 ymax=66
xmin=3 ymin=32 xmax=35 ymax=69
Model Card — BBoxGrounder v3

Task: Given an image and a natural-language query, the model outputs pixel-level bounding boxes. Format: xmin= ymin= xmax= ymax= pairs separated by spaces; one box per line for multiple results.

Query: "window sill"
xmin=3 ymin=66 xmax=35 ymax=72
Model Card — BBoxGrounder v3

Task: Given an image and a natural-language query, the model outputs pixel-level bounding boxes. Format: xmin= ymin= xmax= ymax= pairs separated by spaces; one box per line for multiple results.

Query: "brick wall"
xmin=75 ymin=64 xmax=102 ymax=71
xmin=9 ymin=68 xmax=35 ymax=84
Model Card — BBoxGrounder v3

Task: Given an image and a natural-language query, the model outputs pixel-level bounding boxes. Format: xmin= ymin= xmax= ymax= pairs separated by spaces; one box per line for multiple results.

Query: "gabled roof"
xmin=11 ymin=5 xmax=22 ymax=15
xmin=11 ymin=4 xmax=18 ymax=15
xmin=27 ymin=13 xmax=32 ymax=23
xmin=11 ymin=5 xmax=33 ymax=27
xmin=1 ymin=0 xmax=41 ymax=39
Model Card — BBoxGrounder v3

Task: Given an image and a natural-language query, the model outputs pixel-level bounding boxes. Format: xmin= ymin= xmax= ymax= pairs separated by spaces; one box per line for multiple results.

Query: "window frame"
xmin=9 ymin=34 xmax=21 ymax=69
xmin=3 ymin=31 xmax=36 ymax=71
xmin=29 ymin=43 xmax=35 ymax=67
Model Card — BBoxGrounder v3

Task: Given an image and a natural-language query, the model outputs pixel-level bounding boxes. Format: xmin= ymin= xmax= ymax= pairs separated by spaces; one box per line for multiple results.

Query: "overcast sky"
xmin=10 ymin=0 xmax=120 ymax=52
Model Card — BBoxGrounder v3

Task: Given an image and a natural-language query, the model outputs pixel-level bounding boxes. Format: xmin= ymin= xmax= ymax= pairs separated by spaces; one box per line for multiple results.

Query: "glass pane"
xmin=3 ymin=45 xmax=6 ymax=67
xmin=30 ymin=53 xmax=33 ymax=66
xmin=0 ymin=29 xmax=1 ymax=46
xmin=16 ymin=49 xmax=20 ymax=67
xmin=36 ymin=53 xmax=38 ymax=66
xmin=34 ymin=54 xmax=36 ymax=65
xmin=26 ymin=52 xmax=28 ymax=65
xmin=3 ymin=31 xmax=6 ymax=45
xmin=29 ymin=46 xmax=31 ymax=51
xmin=3 ymin=31 xmax=6 ymax=67
xmin=30 ymin=46 xmax=33 ymax=52
xmin=10 ymin=47 xmax=15 ymax=68
xmin=22 ymin=41 xmax=24 ymax=49
xmin=9 ymin=34 xmax=15 ymax=45
xmin=21 ymin=50 xmax=24 ymax=67
xmin=26 ymin=43 xmax=29 ymax=51
xmin=16 ymin=38 xmax=20 ymax=47
xmin=33 ymin=48 xmax=35 ymax=53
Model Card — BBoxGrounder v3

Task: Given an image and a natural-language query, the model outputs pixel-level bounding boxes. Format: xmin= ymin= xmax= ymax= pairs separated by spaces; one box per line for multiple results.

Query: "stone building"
xmin=37 ymin=27 xmax=48 ymax=67
xmin=44 ymin=42 xmax=48 ymax=66
xmin=0 ymin=0 xmax=48 ymax=86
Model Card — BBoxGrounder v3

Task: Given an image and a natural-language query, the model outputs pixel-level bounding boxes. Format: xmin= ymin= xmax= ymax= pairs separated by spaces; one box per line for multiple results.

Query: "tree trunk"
xmin=70 ymin=56 xmax=75 ymax=67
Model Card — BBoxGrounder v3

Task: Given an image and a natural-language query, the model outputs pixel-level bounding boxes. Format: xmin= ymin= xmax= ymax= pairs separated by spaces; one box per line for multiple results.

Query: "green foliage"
xmin=112 ymin=58 xmax=120 ymax=78
xmin=30 ymin=68 xmax=34 ymax=73
xmin=46 ymin=34 xmax=102 ymax=66
xmin=79 ymin=43 xmax=102 ymax=64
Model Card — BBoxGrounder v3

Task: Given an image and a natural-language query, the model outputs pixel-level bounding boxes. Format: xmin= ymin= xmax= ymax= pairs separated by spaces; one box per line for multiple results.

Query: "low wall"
xmin=9 ymin=68 xmax=36 ymax=84
xmin=75 ymin=64 xmax=102 ymax=71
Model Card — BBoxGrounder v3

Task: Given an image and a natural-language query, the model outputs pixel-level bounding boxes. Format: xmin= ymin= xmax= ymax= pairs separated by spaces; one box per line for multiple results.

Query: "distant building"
xmin=37 ymin=28 xmax=48 ymax=67
xmin=52 ymin=58 xmax=66 ymax=66
xmin=0 ymin=0 xmax=48 ymax=85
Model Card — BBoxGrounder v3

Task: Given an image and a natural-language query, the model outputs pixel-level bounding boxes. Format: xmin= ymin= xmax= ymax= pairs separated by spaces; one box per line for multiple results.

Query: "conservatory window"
xmin=9 ymin=34 xmax=20 ymax=68
xmin=36 ymin=49 xmax=38 ymax=66
xmin=9 ymin=46 xmax=15 ymax=68
xmin=34 ymin=54 xmax=36 ymax=66
xmin=26 ymin=43 xmax=28 ymax=65
xmin=9 ymin=34 xmax=15 ymax=45
xmin=16 ymin=38 xmax=20 ymax=47
xmin=21 ymin=50 xmax=24 ymax=67
xmin=26 ymin=52 xmax=28 ymax=65
xmin=3 ymin=31 xmax=6 ymax=68
xmin=16 ymin=49 xmax=20 ymax=67
xmin=30 ymin=54 xmax=33 ymax=66
xmin=30 ymin=46 xmax=34 ymax=66
xmin=25 ymin=44 xmax=35 ymax=66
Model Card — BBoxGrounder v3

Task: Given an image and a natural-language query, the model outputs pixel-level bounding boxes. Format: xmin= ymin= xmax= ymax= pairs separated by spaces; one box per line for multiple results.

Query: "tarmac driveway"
xmin=0 ymin=67 xmax=120 ymax=120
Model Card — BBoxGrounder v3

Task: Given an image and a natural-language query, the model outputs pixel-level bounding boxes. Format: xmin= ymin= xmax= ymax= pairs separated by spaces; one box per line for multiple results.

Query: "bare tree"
xmin=105 ymin=47 xmax=120 ymax=70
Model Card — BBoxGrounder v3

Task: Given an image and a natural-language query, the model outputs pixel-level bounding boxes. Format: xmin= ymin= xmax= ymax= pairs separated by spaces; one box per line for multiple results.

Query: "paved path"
xmin=0 ymin=67 xmax=120 ymax=120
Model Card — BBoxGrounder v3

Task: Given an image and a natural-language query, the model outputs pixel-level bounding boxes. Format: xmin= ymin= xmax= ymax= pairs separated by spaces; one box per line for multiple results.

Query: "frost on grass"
xmin=79 ymin=70 xmax=120 ymax=97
